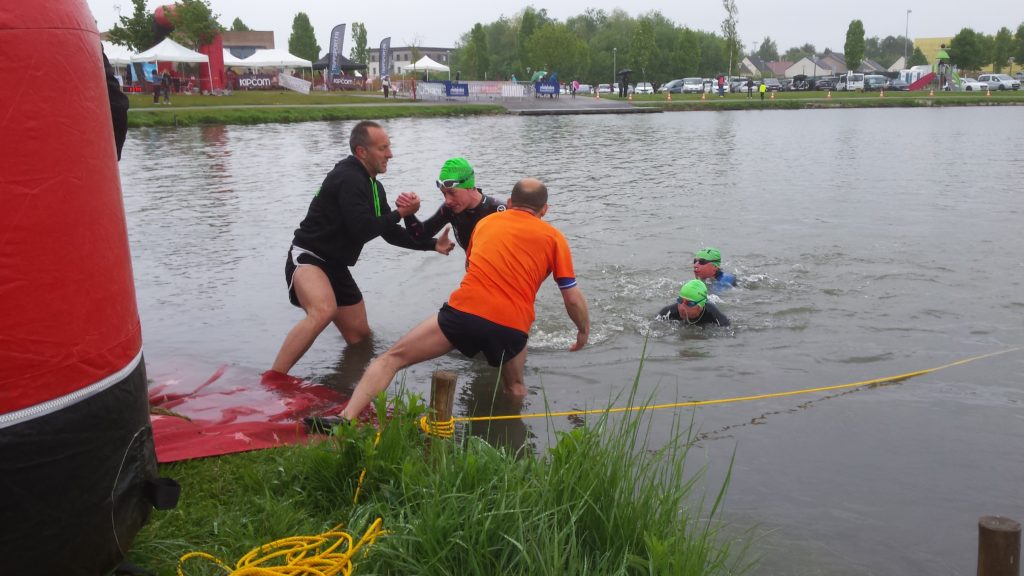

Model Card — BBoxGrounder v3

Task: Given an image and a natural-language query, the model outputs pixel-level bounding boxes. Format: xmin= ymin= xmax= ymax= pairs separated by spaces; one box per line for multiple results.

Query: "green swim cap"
xmin=437 ymin=157 xmax=475 ymax=189
xmin=678 ymin=279 xmax=708 ymax=307
xmin=695 ymin=247 xmax=722 ymax=264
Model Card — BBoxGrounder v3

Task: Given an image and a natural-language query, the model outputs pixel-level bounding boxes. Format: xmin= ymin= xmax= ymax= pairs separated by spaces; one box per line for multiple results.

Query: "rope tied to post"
xmin=419 ymin=414 xmax=456 ymax=438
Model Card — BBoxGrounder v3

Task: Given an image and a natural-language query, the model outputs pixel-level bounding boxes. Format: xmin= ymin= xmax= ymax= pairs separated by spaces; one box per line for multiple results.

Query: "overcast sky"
xmin=88 ymin=0 xmax=1022 ymax=58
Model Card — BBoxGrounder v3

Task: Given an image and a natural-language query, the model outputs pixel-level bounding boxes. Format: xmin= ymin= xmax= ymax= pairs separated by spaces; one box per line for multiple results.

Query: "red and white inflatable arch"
xmin=0 ymin=1 xmax=160 ymax=573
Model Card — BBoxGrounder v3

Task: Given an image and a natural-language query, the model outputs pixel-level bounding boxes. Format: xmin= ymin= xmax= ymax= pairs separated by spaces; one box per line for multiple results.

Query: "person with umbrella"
xmin=617 ymin=68 xmax=632 ymax=97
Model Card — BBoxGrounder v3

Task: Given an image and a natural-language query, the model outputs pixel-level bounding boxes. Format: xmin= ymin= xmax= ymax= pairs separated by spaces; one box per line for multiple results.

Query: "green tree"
xmin=517 ymin=7 xmax=550 ymax=66
xmin=1015 ymin=23 xmax=1024 ymax=69
xmin=950 ymin=28 xmax=986 ymax=71
xmin=288 ymin=12 xmax=320 ymax=62
xmin=991 ymin=27 xmax=1013 ymax=72
xmin=844 ymin=20 xmax=865 ymax=72
xmin=720 ymin=0 xmax=740 ymax=76
xmin=230 ymin=17 xmax=250 ymax=32
xmin=756 ymin=36 xmax=778 ymax=61
xmin=525 ymin=22 xmax=589 ymax=79
xmin=350 ymin=22 xmax=368 ymax=65
xmin=908 ymin=45 xmax=928 ymax=67
xmin=782 ymin=43 xmax=816 ymax=62
xmin=168 ymin=0 xmax=222 ymax=49
xmin=630 ymin=18 xmax=656 ymax=82
xmin=672 ymin=28 xmax=701 ymax=77
xmin=105 ymin=0 xmax=154 ymax=51
xmin=457 ymin=23 xmax=491 ymax=79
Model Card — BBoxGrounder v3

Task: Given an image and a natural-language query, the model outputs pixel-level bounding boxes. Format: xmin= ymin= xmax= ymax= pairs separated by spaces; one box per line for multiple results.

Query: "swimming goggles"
xmin=677 ymin=296 xmax=707 ymax=308
xmin=436 ymin=173 xmax=474 ymax=189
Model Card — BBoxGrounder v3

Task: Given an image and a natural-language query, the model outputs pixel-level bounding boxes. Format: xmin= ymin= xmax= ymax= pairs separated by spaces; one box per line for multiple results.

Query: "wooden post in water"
xmin=429 ymin=371 xmax=457 ymax=426
xmin=978 ymin=515 xmax=1021 ymax=576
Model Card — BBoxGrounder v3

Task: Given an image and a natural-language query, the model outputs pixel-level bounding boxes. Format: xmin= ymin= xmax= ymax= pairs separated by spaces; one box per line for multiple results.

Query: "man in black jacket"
xmin=269 ymin=121 xmax=454 ymax=377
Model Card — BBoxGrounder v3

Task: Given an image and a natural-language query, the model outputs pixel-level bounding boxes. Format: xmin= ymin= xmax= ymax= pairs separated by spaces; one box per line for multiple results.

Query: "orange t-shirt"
xmin=447 ymin=209 xmax=577 ymax=333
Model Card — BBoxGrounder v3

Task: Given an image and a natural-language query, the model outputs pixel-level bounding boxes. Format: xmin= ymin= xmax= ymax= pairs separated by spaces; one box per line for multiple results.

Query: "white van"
xmin=836 ymin=73 xmax=864 ymax=91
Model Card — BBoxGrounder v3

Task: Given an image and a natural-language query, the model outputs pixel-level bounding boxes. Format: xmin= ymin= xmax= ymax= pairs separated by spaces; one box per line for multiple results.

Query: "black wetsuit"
xmin=404 ymin=192 xmax=506 ymax=250
xmin=656 ymin=301 xmax=730 ymax=327
xmin=291 ymin=155 xmax=435 ymax=266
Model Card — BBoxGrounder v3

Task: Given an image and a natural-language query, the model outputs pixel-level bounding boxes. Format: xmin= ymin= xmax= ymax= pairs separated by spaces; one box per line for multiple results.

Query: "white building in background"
xmin=367 ymin=46 xmax=453 ymax=78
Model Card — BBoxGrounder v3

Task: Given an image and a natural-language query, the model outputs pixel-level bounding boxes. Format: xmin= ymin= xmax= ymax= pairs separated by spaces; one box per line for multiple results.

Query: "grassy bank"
xmin=127 ymin=388 xmax=750 ymax=575
xmin=128 ymin=103 xmax=505 ymax=127
xmin=126 ymin=90 xmax=504 ymax=127
xmin=624 ymin=89 xmax=1024 ymax=111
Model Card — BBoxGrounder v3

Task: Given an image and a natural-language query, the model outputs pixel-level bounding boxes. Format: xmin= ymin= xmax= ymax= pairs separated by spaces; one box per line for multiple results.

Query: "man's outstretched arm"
xmin=560 ymin=286 xmax=589 ymax=351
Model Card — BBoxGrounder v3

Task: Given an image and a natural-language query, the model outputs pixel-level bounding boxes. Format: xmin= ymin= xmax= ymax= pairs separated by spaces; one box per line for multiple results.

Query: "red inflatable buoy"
xmin=1 ymin=1 xmax=158 ymax=574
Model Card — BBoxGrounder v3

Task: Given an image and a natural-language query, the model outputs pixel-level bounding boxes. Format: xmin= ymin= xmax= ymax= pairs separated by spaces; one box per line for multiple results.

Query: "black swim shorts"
xmin=437 ymin=303 xmax=529 ymax=367
xmin=284 ymin=246 xmax=362 ymax=307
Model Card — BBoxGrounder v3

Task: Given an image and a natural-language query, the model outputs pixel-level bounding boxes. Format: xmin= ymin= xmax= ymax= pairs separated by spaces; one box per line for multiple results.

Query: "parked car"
xmin=779 ymin=78 xmax=794 ymax=91
xmin=762 ymin=78 xmax=782 ymax=91
xmin=633 ymin=82 xmax=654 ymax=94
xmin=682 ymin=77 xmax=704 ymax=93
xmin=977 ymin=73 xmax=1021 ymax=91
xmin=812 ymin=77 xmax=836 ymax=91
xmin=959 ymin=77 xmax=988 ymax=92
xmin=863 ymin=75 xmax=888 ymax=91
xmin=885 ymin=78 xmax=909 ymax=91
xmin=836 ymin=73 xmax=865 ymax=91
xmin=596 ymin=83 xmax=613 ymax=93
xmin=576 ymin=83 xmax=593 ymax=94
xmin=729 ymin=76 xmax=750 ymax=93
xmin=659 ymin=79 xmax=685 ymax=93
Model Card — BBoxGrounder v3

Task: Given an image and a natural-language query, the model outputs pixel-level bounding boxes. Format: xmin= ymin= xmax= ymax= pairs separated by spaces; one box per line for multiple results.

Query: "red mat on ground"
xmin=148 ymin=365 xmax=353 ymax=462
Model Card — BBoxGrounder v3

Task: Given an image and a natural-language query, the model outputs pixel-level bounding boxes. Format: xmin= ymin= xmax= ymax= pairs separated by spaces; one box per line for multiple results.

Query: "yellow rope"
xmin=418 ymin=415 xmax=456 ymax=439
xmin=176 ymin=518 xmax=385 ymax=576
xmin=451 ymin=347 xmax=1020 ymax=423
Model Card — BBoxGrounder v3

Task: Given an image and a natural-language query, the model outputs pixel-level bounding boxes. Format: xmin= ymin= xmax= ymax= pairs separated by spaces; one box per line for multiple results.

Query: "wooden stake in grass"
xmin=426 ymin=371 xmax=457 ymax=437
xmin=977 ymin=515 xmax=1021 ymax=576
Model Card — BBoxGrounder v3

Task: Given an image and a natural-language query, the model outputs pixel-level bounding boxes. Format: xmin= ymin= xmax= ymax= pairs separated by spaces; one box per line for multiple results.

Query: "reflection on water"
xmin=119 ymin=107 xmax=1024 ymax=575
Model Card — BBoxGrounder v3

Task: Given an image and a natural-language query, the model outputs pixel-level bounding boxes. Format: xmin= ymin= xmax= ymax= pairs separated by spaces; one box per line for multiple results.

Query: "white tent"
xmin=132 ymin=37 xmax=212 ymax=88
xmin=132 ymin=37 xmax=209 ymax=64
xmin=101 ymin=41 xmax=134 ymax=66
xmin=402 ymin=55 xmax=450 ymax=80
xmin=222 ymin=49 xmax=247 ymax=67
xmin=243 ymin=49 xmax=312 ymax=68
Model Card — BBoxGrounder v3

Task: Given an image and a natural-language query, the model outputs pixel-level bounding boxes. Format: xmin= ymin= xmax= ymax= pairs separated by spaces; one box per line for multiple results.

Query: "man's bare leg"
xmin=270 ymin=266 xmax=340 ymax=375
xmin=499 ymin=347 xmax=528 ymax=399
xmin=342 ymin=315 xmax=454 ymax=419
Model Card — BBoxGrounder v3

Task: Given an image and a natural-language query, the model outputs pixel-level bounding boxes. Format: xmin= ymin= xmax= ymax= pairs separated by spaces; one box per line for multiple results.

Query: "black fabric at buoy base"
xmin=0 ymin=358 xmax=159 ymax=576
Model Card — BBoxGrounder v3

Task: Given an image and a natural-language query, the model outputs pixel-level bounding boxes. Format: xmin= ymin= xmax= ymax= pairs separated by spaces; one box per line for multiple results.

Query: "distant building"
xmin=912 ymin=38 xmax=953 ymax=65
xmin=222 ymin=31 xmax=274 ymax=59
xmin=367 ymin=46 xmax=453 ymax=78
xmin=764 ymin=61 xmax=793 ymax=77
xmin=785 ymin=57 xmax=834 ymax=78
xmin=818 ymin=52 xmax=847 ymax=74
xmin=888 ymin=56 xmax=906 ymax=72
xmin=740 ymin=55 xmax=764 ymax=76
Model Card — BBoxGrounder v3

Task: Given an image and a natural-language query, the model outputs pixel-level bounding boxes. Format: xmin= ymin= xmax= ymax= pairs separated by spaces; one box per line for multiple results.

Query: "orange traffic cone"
xmin=827 ymin=90 xmax=832 ymax=99
xmin=929 ymin=88 xmax=934 ymax=96
xmin=595 ymin=89 xmax=600 ymax=99
xmin=627 ymin=92 xmax=632 ymax=101
xmin=879 ymin=89 xmax=884 ymax=98
xmin=770 ymin=91 xmax=775 ymax=100
xmin=986 ymin=89 xmax=991 ymax=97
xmin=667 ymin=91 xmax=672 ymax=101
xmin=701 ymin=91 xmax=706 ymax=100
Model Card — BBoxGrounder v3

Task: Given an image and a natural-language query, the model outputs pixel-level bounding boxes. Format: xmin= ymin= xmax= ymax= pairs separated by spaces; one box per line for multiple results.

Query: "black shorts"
xmin=437 ymin=303 xmax=528 ymax=367
xmin=284 ymin=246 xmax=362 ymax=307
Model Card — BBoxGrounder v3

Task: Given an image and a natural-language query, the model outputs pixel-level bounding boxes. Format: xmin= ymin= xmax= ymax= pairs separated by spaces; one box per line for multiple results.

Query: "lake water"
xmin=120 ymin=107 xmax=1024 ymax=575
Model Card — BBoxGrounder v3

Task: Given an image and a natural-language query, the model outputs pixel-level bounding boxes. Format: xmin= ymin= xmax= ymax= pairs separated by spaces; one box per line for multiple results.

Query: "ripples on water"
xmin=119 ymin=107 xmax=1024 ymax=575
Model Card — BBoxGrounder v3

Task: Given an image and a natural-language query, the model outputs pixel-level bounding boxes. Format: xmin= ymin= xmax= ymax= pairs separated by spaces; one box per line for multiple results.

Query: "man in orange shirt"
xmin=340 ymin=177 xmax=589 ymax=421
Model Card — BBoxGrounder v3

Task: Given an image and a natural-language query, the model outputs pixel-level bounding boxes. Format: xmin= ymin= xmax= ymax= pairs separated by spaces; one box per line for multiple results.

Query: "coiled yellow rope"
xmin=176 ymin=517 xmax=384 ymax=576
xmin=418 ymin=415 xmax=456 ymax=439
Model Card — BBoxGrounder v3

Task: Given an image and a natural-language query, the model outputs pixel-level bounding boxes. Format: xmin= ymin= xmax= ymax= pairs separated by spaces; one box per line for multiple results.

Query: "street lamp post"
xmin=613 ymin=47 xmax=617 ymax=88
xmin=904 ymin=9 xmax=912 ymax=66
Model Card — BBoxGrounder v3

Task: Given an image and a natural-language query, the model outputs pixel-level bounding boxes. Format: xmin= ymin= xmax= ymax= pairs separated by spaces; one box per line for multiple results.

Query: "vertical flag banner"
xmin=329 ymin=23 xmax=347 ymax=79
xmin=379 ymin=36 xmax=392 ymax=78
